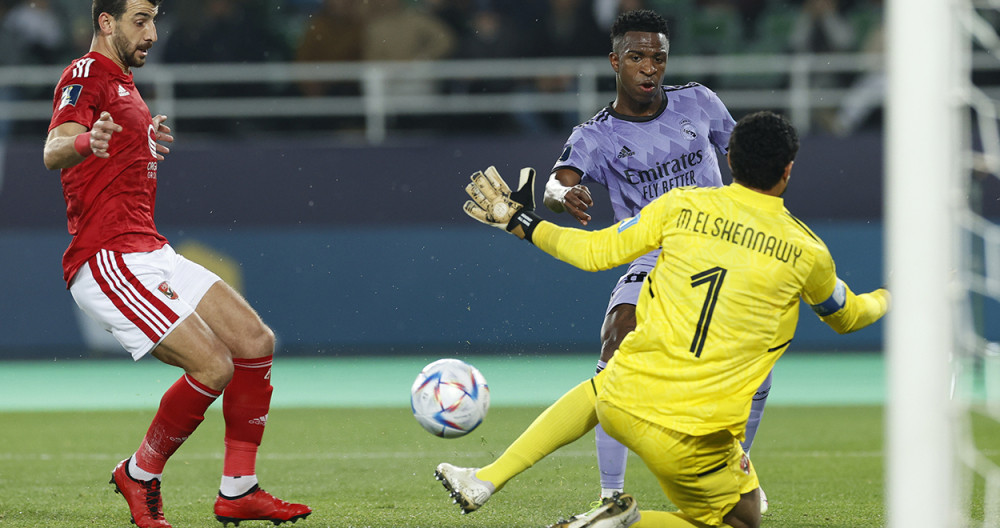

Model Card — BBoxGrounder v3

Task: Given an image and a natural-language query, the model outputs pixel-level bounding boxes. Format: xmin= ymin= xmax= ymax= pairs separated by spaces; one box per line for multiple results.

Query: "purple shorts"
xmin=605 ymin=250 xmax=660 ymax=315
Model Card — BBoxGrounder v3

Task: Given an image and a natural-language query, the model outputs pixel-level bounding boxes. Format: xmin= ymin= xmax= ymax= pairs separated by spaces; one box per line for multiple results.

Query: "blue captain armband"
xmin=811 ymin=279 xmax=847 ymax=316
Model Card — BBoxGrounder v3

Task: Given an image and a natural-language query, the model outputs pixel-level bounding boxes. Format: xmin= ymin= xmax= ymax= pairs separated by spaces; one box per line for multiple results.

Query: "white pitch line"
xmin=0 ymin=449 xmax=915 ymax=462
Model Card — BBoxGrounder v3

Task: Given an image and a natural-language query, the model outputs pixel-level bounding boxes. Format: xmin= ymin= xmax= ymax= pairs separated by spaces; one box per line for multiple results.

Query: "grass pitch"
xmin=0 ymin=405 xmax=891 ymax=528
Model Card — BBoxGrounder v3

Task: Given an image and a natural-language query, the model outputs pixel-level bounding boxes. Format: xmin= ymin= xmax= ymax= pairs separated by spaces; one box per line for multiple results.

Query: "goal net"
xmin=952 ymin=2 xmax=1000 ymax=526
xmin=888 ymin=1 xmax=1000 ymax=527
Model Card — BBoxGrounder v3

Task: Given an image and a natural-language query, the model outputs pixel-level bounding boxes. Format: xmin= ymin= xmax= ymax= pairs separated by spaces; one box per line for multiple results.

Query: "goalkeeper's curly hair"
xmin=611 ymin=10 xmax=669 ymax=53
xmin=727 ymin=111 xmax=800 ymax=191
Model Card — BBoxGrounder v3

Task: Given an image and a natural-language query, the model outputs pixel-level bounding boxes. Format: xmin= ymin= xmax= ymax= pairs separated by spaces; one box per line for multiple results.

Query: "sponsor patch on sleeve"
xmin=558 ymin=145 xmax=572 ymax=162
xmin=617 ymin=214 xmax=640 ymax=233
xmin=58 ymin=84 xmax=83 ymax=110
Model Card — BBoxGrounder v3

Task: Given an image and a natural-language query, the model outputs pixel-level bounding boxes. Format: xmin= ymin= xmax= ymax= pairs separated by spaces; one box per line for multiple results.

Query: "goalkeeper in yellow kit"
xmin=436 ymin=111 xmax=890 ymax=528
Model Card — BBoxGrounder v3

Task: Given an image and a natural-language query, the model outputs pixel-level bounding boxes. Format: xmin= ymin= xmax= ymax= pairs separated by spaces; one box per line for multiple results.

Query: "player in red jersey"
xmin=42 ymin=2 xmax=311 ymax=527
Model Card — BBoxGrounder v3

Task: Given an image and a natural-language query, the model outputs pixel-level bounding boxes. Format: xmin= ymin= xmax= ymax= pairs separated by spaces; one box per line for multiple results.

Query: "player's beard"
xmin=113 ymin=31 xmax=147 ymax=69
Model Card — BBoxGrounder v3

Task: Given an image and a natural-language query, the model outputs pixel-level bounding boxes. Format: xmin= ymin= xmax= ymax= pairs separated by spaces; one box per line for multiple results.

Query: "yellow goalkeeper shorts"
xmin=595 ymin=399 xmax=759 ymax=526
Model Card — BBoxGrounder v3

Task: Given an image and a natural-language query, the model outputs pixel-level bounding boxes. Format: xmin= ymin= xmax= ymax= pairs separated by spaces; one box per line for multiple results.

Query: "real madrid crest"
xmin=680 ymin=119 xmax=698 ymax=140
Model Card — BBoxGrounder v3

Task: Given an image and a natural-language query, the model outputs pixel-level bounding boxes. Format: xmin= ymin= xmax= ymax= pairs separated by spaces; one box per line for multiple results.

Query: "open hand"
xmin=89 ymin=111 xmax=122 ymax=159
xmin=151 ymin=114 xmax=173 ymax=160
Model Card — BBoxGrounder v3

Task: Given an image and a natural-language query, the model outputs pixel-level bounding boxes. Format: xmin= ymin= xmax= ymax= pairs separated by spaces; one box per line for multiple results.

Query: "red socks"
xmin=222 ymin=356 xmax=273 ymax=477
xmin=131 ymin=356 xmax=273 ymax=479
xmin=134 ymin=374 xmax=221 ymax=475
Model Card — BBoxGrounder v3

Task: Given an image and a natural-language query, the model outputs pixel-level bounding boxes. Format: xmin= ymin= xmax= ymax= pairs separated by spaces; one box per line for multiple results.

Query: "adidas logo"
xmin=249 ymin=414 xmax=268 ymax=426
xmin=117 ymin=85 xmax=130 ymax=97
xmin=617 ymin=146 xmax=635 ymax=159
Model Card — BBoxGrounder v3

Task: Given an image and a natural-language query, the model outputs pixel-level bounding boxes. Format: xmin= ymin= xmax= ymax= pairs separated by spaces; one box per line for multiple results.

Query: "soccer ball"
xmin=410 ymin=358 xmax=490 ymax=438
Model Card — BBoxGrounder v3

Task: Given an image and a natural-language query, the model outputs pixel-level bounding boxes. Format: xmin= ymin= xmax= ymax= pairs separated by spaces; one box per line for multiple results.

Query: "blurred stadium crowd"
xmin=0 ymin=0 xmax=883 ymax=64
xmin=0 ymin=0 xmax=887 ymax=136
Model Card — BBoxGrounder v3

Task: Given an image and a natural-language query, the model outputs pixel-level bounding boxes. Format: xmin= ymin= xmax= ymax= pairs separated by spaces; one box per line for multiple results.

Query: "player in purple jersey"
xmin=542 ymin=9 xmax=772 ymax=512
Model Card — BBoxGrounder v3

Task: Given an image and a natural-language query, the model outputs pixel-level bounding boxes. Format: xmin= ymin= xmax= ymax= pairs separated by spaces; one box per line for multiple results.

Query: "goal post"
xmin=888 ymin=1 xmax=1000 ymax=526
xmin=885 ymin=0 xmax=960 ymax=527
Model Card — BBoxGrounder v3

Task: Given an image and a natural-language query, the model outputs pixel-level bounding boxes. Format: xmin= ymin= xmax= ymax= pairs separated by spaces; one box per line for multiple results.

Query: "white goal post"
xmin=885 ymin=0 xmax=960 ymax=527
xmin=888 ymin=1 xmax=1000 ymax=527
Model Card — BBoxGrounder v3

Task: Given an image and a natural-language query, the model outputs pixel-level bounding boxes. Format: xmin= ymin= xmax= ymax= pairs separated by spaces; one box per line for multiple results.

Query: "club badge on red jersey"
xmin=158 ymin=281 xmax=178 ymax=300
xmin=58 ymin=85 xmax=83 ymax=110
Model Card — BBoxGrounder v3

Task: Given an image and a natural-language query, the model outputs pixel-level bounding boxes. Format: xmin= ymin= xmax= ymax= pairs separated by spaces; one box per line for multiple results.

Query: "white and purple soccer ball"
xmin=410 ymin=358 xmax=490 ymax=438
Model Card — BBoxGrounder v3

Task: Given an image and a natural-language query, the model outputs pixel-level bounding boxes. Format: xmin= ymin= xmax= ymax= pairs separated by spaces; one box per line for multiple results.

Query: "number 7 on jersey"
xmin=690 ymin=267 xmax=727 ymax=357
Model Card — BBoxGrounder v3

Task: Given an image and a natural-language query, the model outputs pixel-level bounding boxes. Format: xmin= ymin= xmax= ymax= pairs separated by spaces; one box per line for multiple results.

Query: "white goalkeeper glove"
xmin=463 ymin=166 xmax=543 ymax=241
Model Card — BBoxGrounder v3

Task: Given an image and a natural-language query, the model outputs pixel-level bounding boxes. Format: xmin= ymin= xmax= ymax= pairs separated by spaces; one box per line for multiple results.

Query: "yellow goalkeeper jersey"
xmin=531 ymin=183 xmax=889 ymax=438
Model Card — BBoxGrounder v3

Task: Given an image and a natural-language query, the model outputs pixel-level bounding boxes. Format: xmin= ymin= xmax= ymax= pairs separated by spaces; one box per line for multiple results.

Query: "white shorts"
xmin=69 ymin=245 xmax=221 ymax=360
xmin=605 ymin=250 xmax=660 ymax=315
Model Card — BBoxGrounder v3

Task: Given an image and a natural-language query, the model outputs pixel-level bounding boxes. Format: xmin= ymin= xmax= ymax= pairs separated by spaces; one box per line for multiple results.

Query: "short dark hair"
xmin=92 ymin=0 xmax=162 ymax=32
xmin=610 ymin=10 xmax=669 ymax=52
xmin=727 ymin=111 xmax=799 ymax=190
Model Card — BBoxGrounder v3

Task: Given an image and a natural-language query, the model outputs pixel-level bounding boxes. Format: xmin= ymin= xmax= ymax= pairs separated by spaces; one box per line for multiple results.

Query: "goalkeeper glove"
xmin=463 ymin=166 xmax=543 ymax=242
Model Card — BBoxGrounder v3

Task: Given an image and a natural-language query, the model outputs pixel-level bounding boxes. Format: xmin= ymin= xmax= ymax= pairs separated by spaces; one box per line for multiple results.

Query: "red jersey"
xmin=49 ymin=52 xmax=167 ymax=285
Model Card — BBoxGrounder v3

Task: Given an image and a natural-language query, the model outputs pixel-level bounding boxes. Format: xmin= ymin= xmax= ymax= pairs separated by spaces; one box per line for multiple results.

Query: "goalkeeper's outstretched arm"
xmin=802 ymin=252 xmax=891 ymax=334
xmin=463 ymin=166 xmax=544 ymax=240
xmin=463 ymin=166 xmax=659 ymax=272
xmin=812 ymin=281 xmax=891 ymax=334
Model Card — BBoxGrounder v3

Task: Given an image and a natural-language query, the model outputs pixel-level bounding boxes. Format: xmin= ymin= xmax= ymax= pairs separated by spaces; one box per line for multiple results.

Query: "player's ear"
xmin=782 ymin=161 xmax=794 ymax=184
xmin=98 ymin=12 xmax=115 ymax=35
xmin=609 ymin=51 xmax=619 ymax=73
xmin=97 ymin=13 xmax=114 ymax=34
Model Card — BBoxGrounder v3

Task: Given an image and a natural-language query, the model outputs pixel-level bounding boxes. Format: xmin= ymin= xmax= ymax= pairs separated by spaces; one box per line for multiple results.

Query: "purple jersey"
xmin=552 ymin=83 xmax=736 ymax=222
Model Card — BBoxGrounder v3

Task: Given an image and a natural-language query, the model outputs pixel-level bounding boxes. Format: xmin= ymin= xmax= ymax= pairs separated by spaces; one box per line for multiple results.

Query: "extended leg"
xmin=112 ymin=312 xmax=234 ymax=528
xmin=436 ymin=377 xmax=600 ymax=513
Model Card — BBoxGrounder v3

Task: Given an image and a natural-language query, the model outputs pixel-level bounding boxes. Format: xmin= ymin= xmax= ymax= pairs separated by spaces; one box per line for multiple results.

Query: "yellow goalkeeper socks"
xmin=476 ymin=378 xmax=599 ymax=489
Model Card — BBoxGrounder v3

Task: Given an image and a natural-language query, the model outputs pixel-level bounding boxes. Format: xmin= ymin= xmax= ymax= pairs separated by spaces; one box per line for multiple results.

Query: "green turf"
xmin=0 ymin=354 xmax=995 ymax=527
xmin=0 ymin=353 xmax=888 ymax=411
xmin=0 ymin=405 xmax=892 ymax=528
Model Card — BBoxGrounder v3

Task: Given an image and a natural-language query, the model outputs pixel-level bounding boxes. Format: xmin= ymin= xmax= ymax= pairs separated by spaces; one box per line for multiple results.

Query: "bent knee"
xmin=245 ymin=324 xmax=275 ymax=358
xmin=201 ymin=352 xmax=235 ymax=390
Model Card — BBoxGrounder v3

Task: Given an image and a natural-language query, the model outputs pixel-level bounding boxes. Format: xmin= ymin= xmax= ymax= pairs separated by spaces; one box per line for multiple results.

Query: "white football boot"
xmin=434 ymin=463 xmax=495 ymax=513
xmin=759 ymin=486 xmax=769 ymax=514
xmin=546 ymin=493 xmax=640 ymax=528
